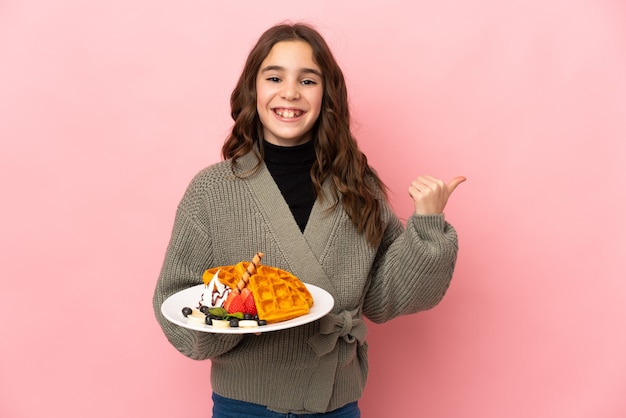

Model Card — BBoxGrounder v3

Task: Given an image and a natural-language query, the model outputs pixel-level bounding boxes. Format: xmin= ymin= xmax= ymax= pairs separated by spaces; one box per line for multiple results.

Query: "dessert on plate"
xmin=182 ymin=252 xmax=314 ymax=329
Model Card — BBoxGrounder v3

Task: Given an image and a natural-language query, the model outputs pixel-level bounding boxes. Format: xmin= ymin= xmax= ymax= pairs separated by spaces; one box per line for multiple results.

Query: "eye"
xmin=266 ymin=77 xmax=281 ymax=83
xmin=301 ymin=79 xmax=318 ymax=86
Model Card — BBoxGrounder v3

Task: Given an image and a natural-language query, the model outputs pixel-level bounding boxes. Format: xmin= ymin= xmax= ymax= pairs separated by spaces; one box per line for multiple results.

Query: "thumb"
xmin=447 ymin=176 xmax=467 ymax=194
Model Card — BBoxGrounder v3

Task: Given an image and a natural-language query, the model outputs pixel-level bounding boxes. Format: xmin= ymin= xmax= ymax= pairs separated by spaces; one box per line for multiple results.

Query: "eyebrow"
xmin=260 ymin=65 xmax=322 ymax=78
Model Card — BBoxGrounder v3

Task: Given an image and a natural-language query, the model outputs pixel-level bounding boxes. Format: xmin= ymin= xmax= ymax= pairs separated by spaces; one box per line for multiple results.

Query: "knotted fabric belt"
xmin=301 ymin=308 xmax=367 ymax=412
xmin=308 ymin=308 xmax=367 ymax=356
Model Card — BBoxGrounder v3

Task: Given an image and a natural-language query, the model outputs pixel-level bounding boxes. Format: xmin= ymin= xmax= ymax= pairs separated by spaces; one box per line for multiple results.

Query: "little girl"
xmin=153 ymin=22 xmax=465 ymax=417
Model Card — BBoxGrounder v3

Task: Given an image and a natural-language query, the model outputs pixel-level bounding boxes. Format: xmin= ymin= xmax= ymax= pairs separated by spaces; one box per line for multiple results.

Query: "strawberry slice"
xmin=226 ymin=293 xmax=245 ymax=314
xmin=242 ymin=289 xmax=257 ymax=316
xmin=223 ymin=292 xmax=236 ymax=311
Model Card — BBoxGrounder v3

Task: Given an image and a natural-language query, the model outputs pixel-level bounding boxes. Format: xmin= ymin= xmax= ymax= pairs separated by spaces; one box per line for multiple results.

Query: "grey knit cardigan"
xmin=152 ymin=149 xmax=459 ymax=414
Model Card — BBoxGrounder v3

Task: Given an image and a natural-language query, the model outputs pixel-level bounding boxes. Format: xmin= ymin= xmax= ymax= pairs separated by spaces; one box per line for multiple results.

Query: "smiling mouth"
xmin=274 ymin=108 xmax=304 ymax=119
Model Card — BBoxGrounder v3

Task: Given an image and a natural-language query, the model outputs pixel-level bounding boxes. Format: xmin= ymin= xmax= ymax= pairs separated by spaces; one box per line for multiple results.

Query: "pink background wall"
xmin=1 ymin=1 xmax=625 ymax=417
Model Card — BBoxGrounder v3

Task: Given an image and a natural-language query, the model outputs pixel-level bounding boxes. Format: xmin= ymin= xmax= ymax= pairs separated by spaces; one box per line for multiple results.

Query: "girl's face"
xmin=256 ymin=40 xmax=323 ymax=147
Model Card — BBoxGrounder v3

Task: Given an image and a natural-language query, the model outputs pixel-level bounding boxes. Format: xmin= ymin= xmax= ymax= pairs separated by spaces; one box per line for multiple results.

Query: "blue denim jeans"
xmin=212 ymin=392 xmax=361 ymax=418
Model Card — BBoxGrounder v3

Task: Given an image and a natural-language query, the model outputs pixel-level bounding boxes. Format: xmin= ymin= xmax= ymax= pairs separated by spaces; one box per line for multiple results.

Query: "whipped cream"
xmin=204 ymin=269 xmax=231 ymax=308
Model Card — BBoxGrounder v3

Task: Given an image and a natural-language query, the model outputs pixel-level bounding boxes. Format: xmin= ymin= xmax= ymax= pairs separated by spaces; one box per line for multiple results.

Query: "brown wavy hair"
xmin=222 ymin=22 xmax=387 ymax=247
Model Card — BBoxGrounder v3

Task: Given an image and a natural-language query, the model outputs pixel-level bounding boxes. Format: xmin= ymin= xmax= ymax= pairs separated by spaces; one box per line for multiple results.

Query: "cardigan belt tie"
xmin=308 ymin=308 xmax=367 ymax=357
xmin=302 ymin=308 xmax=367 ymax=412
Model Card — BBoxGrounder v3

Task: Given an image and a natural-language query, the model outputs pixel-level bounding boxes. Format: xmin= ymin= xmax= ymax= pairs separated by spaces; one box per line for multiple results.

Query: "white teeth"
xmin=276 ymin=109 xmax=302 ymax=118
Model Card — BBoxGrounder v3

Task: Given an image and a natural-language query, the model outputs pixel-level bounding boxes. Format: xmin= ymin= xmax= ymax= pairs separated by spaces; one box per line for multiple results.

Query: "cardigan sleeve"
xmin=152 ymin=201 xmax=243 ymax=360
xmin=362 ymin=203 xmax=459 ymax=323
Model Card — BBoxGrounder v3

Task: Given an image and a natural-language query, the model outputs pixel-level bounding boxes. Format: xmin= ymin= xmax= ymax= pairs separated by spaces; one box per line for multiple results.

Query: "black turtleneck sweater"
xmin=262 ymin=140 xmax=316 ymax=232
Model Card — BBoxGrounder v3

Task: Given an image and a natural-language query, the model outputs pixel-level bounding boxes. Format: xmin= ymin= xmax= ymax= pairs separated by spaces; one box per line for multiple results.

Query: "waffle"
xmin=203 ymin=262 xmax=313 ymax=323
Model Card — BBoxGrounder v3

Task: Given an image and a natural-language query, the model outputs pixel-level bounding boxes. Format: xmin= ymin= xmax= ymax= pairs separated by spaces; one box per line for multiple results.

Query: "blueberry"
xmin=244 ymin=314 xmax=253 ymax=320
xmin=182 ymin=307 xmax=192 ymax=317
xmin=229 ymin=318 xmax=240 ymax=327
xmin=257 ymin=319 xmax=267 ymax=326
xmin=205 ymin=316 xmax=212 ymax=325
xmin=199 ymin=305 xmax=210 ymax=314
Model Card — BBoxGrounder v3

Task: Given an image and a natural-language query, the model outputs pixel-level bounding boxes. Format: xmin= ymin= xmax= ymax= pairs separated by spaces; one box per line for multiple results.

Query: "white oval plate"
xmin=161 ymin=283 xmax=334 ymax=334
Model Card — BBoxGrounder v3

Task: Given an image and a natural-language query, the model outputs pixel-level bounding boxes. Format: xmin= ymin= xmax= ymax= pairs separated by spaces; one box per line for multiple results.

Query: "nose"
xmin=280 ymin=80 xmax=300 ymax=100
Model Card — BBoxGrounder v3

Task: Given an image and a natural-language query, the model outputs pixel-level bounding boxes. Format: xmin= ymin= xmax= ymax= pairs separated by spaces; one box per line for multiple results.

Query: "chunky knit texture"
xmin=153 ymin=149 xmax=459 ymax=413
